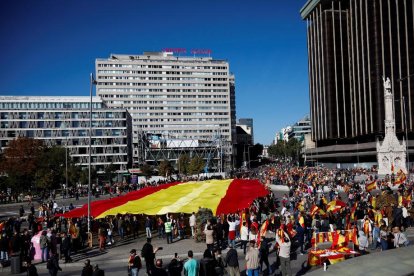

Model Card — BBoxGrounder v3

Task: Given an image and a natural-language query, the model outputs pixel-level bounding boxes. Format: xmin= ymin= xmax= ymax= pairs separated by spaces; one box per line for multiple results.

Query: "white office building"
xmin=0 ymin=96 xmax=132 ymax=172
xmin=95 ymin=51 xmax=236 ymax=170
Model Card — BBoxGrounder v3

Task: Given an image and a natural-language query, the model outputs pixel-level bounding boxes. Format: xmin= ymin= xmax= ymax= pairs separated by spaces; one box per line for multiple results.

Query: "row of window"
xmin=98 ymin=76 xmax=228 ymax=82
xmin=0 ymin=112 xmax=124 ymax=120
xmin=1 ymin=129 xmax=127 ymax=138
xmin=136 ymin=118 xmax=229 ymax=122
xmin=98 ymin=88 xmax=228 ymax=93
xmin=97 ymin=64 xmax=227 ymax=70
xmin=99 ymin=82 xmax=228 ymax=87
xmin=0 ymin=102 xmax=103 ymax=110
xmin=136 ymin=125 xmax=230 ymax=131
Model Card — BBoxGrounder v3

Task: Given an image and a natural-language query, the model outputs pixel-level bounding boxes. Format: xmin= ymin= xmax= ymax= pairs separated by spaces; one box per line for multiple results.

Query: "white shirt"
xmin=189 ymin=214 xmax=196 ymax=227
xmin=241 ymin=226 xmax=249 ymax=241
xmin=402 ymin=207 xmax=408 ymax=218
xmin=228 ymin=221 xmax=236 ymax=231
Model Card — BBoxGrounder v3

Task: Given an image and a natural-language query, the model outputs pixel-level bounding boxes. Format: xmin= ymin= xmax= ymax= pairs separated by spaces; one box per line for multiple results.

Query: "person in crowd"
xmin=152 ymin=259 xmax=168 ymax=276
xmin=145 ymin=216 xmax=153 ymax=239
xmin=128 ymin=249 xmax=142 ymax=276
xmin=183 ymin=250 xmax=199 ymax=276
xmin=189 ymin=212 xmax=196 ymax=239
xmin=61 ymin=232 xmax=72 ymax=263
xmin=259 ymin=236 xmax=271 ymax=274
xmin=199 ymin=249 xmax=216 ymax=276
xmin=240 ymin=221 xmax=249 ymax=255
xmin=227 ymin=216 xmax=237 ymax=249
xmin=392 ymin=226 xmax=410 ymax=248
xmin=92 ymin=264 xmax=105 ymax=276
xmin=47 ymin=252 xmax=62 ymax=276
xmin=245 ymin=240 xmax=260 ymax=276
xmin=98 ymin=225 xmax=106 ymax=252
xmin=141 ymin=238 xmax=161 ymax=275
xmin=358 ymin=230 xmax=369 ymax=255
xmin=81 ymin=259 xmax=93 ymax=276
xmin=225 ymin=244 xmax=240 ymax=276
xmin=26 ymin=260 xmax=39 ymax=276
xmin=276 ymin=230 xmax=291 ymax=276
xmin=204 ymin=225 xmax=214 ymax=253
xmin=39 ymin=230 xmax=49 ymax=263
xmin=380 ymin=225 xmax=389 ymax=251
xmin=157 ymin=217 xmax=164 ymax=239
xmin=371 ymin=222 xmax=380 ymax=250
xmin=167 ymin=253 xmax=183 ymax=276
xmin=165 ymin=219 xmax=173 ymax=244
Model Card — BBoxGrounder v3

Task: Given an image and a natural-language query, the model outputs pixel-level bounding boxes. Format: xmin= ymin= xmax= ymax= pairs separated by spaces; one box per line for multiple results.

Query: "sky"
xmin=0 ymin=0 xmax=309 ymax=145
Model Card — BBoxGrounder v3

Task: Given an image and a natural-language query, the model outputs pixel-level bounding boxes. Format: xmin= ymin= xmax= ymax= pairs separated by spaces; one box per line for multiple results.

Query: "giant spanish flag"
xmin=63 ymin=179 xmax=268 ymax=219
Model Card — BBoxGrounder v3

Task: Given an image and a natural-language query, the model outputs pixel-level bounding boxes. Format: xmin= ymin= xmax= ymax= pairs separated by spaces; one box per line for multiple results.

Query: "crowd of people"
xmin=0 ymin=163 xmax=413 ymax=275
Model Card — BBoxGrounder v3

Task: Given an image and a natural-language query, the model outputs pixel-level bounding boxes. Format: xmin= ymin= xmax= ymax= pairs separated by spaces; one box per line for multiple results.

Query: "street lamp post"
xmin=65 ymin=135 xmax=68 ymax=199
xmin=88 ymin=73 xmax=97 ymax=233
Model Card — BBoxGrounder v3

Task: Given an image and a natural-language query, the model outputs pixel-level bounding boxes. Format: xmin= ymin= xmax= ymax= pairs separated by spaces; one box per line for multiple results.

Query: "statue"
xmin=383 ymin=76 xmax=391 ymax=91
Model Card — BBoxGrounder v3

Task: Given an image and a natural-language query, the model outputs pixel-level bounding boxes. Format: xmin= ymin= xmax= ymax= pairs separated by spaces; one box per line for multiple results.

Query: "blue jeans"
xmin=380 ymin=239 xmax=388 ymax=250
xmin=41 ymin=247 xmax=48 ymax=262
xmin=146 ymin=227 xmax=152 ymax=238
xmin=0 ymin=250 xmax=8 ymax=261
xmin=247 ymin=268 xmax=259 ymax=276
xmin=372 ymin=236 xmax=379 ymax=249
xmin=228 ymin=238 xmax=235 ymax=248
xmin=130 ymin=267 xmax=138 ymax=276
xmin=119 ymin=227 xmax=124 ymax=239
xmin=158 ymin=227 xmax=164 ymax=239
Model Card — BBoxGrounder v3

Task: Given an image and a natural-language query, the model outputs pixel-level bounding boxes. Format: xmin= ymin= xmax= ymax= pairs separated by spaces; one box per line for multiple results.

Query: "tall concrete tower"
xmin=377 ymin=77 xmax=407 ymax=175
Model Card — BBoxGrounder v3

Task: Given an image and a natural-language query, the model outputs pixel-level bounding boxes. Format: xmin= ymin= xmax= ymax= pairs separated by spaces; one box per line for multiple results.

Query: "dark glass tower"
xmin=301 ymin=0 xmax=414 ymax=162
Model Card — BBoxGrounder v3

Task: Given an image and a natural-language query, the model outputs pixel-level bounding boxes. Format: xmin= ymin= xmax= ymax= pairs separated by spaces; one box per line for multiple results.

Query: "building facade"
xmin=288 ymin=115 xmax=312 ymax=141
xmin=95 ymin=51 xmax=236 ymax=171
xmin=0 ymin=96 xmax=132 ymax=172
xmin=301 ymin=0 xmax=414 ymax=164
xmin=237 ymin=118 xmax=254 ymax=145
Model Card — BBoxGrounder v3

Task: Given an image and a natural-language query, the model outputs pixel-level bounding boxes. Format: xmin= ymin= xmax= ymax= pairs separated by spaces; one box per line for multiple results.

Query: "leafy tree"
xmin=141 ymin=163 xmax=153 ymax=179
xmin=158 ymin=160 xmax=173 ymax=177
xmin=34 ymin=146 xmax=66 ymax=190
xmin=0 ymin=137 xmax=45 ymax=191
xmin=188 ymin=156 xmax=205 ymax=175
xmin=67 ymin=164 xmax=81 ymax=187
xmin=104 ymin=163 xmax=117 ymax=184
xmin=268 ymin=138 xmax=303 ymax=161
xmin=79 ymin=168 xmax=97 ymax=186
xmin=178 ymin=154 xmax=190 ymax=175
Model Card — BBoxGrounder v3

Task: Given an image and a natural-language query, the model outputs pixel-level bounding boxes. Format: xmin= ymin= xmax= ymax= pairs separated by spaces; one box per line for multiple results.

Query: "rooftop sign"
xmin=162 ymin=48 xmax=212 ymax=55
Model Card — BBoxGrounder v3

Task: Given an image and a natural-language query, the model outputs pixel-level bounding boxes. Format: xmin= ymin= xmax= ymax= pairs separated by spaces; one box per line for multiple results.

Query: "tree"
xmin=0 ymin=137 xmax=45 ymax=191
xmin=188 ymin=156 xmax=205 ymax=175
xmin=104 ymin=163 xmax=117 ymax=184
xmin=141 ymin=163 xmax=153 ymax=179
xmin=79 ymin=168 xmax=97 ymax=186
xmin=178 ymin=154 xmax=190 ymax=175
xmin=268 ymin=138 xmax=303 ymax=162
xmin=158 ymin=160 xmax=173 ymax=178
xmin=34 ymin=146 xmax=66 ymax=190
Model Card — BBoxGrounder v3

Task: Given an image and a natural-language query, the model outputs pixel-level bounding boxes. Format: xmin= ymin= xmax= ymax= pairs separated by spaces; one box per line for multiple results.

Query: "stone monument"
xmin=377 ymin=77 xmax=407 ymax=175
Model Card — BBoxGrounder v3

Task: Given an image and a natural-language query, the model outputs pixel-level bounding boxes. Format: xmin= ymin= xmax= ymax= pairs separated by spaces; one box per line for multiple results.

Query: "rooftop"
xmin=300 ymin=0 xmax=321 ymax=19
xmin=0 ymin=96 xmax=103 ymax=103
xmin=96 ymin=52 xmax=228 ymax=63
